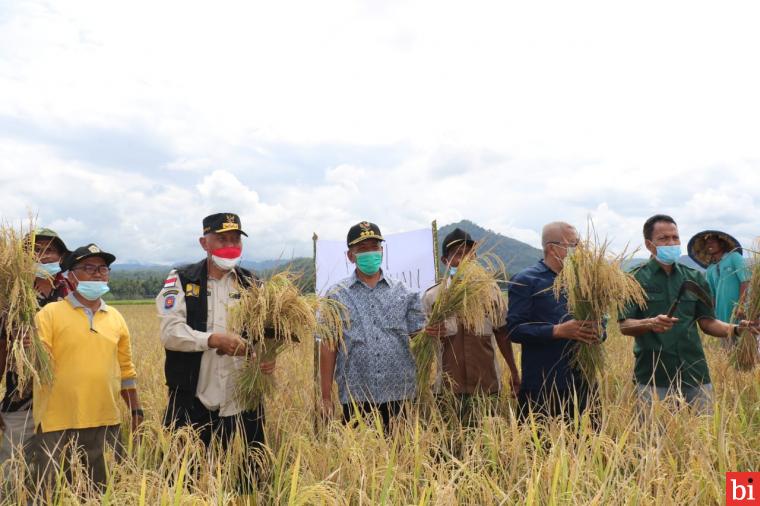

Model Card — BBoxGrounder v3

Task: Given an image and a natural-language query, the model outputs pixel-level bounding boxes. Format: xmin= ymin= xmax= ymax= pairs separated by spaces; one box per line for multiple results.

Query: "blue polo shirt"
xmin=507 ymin=260 xmax=585 ymax=392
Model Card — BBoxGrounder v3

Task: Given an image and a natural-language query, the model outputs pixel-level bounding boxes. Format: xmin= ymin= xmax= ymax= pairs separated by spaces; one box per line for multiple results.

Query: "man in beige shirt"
xmin=423 ymin=228 xmax=519 ymax=426
xmin=156 ymin=213 xmax=274 ymax=478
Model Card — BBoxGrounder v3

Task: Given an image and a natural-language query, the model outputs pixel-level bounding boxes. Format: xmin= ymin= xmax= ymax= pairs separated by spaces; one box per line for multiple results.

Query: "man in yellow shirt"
xmin=32 ymin=244 xmax=143 ymax=488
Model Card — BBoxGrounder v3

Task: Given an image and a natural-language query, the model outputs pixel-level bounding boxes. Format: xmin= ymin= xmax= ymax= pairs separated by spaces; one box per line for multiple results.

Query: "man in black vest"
xmin=156 ymin=213 xmax=275 ymax=455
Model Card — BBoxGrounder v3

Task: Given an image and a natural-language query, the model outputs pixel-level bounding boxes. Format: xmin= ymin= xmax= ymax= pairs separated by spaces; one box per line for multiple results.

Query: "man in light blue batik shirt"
xmin=319 ymin=221 xmax=426 ymax=433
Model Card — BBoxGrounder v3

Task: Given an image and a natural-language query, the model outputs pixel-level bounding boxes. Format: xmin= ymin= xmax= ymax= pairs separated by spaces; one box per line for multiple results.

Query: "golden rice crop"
xmin=553 ymin=231 xmax=646 ymax=382
xmin=3 ymin=304 xmax=760 ymax=504
xmin=0 ymin=220 xmax=53 ymax=394
xmin=228 ymin=270 xmax=348 ymax=410
xmin=410 ymin=250 xmax=507 ymax=397
xmin=731 ymin=241 xmax=760 ymax=371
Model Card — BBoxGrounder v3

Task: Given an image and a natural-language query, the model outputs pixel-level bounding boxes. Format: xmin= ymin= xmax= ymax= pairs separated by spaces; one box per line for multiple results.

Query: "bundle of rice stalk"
xmin=731 ymin=242 xmax=760 ymax=371
xmin=553 ymin=232 xmax=646 ymax=383
xmin=0 ymin=221 xmax=53 ymax=393
xmin=228 ymin=270 xmax=348 ymax=410
xmin=410 ymin=251 xmax=507 ymax=396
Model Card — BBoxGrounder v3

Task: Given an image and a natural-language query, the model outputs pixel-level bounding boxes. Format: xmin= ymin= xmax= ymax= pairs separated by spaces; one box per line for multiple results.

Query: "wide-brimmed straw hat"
xmin=687 ymin=230 xmax=743 ymax=268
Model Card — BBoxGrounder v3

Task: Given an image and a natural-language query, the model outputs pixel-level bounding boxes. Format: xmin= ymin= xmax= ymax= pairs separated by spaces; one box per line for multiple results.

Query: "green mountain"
xmin=438 ymin=220 xmax=543 ymax=275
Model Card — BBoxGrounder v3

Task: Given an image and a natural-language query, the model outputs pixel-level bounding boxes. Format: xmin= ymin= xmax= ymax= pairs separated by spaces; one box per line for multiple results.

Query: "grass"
xmin=731 ymin=241 xmax=760 ymax=371
xmin=553 ymin=230 xmax=646 ymax=383
xmin=228 ymin=271 xmax=347 ymax=411
xmin=1 ymin=304 xmax=759 ymax=504
xmin=106 ymin=299 xmax=155 ymax=306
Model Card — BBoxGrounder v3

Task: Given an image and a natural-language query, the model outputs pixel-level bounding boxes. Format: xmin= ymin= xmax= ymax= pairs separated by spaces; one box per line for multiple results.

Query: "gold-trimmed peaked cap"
xmin=61 ymin=243 xmax=116 ymax=271
xmin=347 ymin=221 xmax=384 ymax=246
xmin=202 ymin=213 xmax=248 ymax=236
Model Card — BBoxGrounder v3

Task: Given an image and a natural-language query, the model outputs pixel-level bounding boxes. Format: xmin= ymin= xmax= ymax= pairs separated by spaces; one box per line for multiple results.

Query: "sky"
xmin=1 ymin=0 xmax=759 ymax=264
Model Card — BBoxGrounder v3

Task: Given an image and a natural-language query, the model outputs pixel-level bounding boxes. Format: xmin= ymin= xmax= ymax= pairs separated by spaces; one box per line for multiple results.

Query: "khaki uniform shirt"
xmin=157 ymin=269 xmax=246 ymax=416
xmin=422 ymin=281 xmax=506 ymax=395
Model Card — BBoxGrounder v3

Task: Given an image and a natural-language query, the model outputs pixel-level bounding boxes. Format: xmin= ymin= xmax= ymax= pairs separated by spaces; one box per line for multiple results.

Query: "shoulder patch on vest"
xmin=164 ymin=295 xmax=176 ymax=309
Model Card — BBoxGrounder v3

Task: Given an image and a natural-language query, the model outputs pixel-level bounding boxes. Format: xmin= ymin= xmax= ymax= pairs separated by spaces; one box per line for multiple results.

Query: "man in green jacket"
xmin=620 ymin=215 xmax=758 ymax=413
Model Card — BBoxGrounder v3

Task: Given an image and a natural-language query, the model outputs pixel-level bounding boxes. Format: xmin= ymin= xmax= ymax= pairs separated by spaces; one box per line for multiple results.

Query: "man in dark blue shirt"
xmin=507 ymin=222 xmax=602 ymax=422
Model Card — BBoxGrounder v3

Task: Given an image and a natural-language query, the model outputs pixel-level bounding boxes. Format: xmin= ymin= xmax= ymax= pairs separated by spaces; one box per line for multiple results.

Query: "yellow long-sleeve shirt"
xmin=33 ymin=295 xmax=137 ymax=432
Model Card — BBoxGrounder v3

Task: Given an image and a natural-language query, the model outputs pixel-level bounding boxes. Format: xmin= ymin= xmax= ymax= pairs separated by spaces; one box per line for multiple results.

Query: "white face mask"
xmin=210 ymin=246 xmax=242 ymax=271
xmin=211 ymin=255 xmax=241 ymax=271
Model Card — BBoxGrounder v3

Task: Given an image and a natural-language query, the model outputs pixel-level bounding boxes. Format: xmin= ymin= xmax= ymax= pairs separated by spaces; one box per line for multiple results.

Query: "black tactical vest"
xmin=164 ymin=258 xmax=253 ymax=393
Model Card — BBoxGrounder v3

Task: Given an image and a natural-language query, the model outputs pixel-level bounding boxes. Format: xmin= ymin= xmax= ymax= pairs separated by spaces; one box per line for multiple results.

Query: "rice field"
xmin=2 ymin=303 xmax=760 ymax=505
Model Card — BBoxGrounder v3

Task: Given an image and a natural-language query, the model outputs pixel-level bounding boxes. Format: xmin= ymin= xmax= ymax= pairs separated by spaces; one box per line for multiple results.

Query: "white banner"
xmin=315 ymin=228 xmax=437 ymax=294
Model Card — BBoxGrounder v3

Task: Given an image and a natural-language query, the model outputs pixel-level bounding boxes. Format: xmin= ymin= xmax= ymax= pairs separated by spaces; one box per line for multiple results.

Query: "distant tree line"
xmin=105 ymin=259 xmax=316 ymax=300
xmin=105 ymin=270 xmax=166 ymax=301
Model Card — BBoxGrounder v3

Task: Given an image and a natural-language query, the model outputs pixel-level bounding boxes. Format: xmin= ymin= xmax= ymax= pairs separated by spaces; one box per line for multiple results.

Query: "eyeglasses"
xmin=546 ymin=241 xmax=579 ymax=248
xmin=73 ymin=265 xmax=111 ymax=275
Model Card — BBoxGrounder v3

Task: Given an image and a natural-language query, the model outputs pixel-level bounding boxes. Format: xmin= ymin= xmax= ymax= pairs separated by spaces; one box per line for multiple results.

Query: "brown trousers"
xmin=32 ymin=424 xmax=122 ymax=489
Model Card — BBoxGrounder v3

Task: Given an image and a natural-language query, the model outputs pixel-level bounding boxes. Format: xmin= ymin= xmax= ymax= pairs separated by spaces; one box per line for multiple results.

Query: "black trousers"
xmin=341 ymin=400 xmax=405 ymax=434
xmin=163 ymin=390 xmax=265 ymax=450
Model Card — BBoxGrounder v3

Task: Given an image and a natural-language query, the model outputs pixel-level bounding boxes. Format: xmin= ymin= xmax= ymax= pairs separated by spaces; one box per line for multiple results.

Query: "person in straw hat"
xmin=687 ymin=230 xmax=749 ymax=330
xmin=0 ymin=228 xmax=70 ymax=473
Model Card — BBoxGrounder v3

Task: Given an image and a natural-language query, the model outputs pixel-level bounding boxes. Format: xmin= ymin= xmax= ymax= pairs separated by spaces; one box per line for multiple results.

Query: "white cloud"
xmin=1 ymin=0 xmax=759 ymax=264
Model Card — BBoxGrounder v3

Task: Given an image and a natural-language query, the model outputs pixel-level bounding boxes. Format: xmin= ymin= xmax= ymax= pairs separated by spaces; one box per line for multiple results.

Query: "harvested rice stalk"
xmin=0 ymin=221 xmax=54 ymax=393
xmin=553 ymin=230 xmax=646 ymax=382
xmin=731 ymin=242 xmax=760 ymax=371
xmin=228 ymin=271 xmax=348 ymax=410
xmin=410 ymin=251 xmax=507 ymax=396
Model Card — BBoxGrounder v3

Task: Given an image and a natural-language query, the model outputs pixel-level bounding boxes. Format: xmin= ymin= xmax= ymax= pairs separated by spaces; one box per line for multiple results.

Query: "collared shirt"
xmin=327 ymin=270 xmax=426 ymax=404
xmin=507 ymin=260 xmax=583 ymax=392
xmin=33 ymin=294 xmax=138 ymax=432
xmin=157 ymin=269 xmax=246 ymax=416
xmin=422 ymin=281 xmax=506 ymax=395
xmin=621 ymin=259 xmax=715 ymax=388
xmin=705 ymin=251 xmax=749 ymax=323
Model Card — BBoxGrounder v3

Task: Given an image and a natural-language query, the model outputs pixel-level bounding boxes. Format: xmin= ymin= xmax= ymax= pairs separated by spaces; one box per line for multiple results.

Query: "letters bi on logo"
xmin=727 ymin=473 xmax=760 ymax=506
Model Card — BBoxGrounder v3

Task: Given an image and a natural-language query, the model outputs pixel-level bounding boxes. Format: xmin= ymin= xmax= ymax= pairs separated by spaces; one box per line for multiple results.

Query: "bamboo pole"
xmin=312 ymin=232 xmax=319 ymax=410
xmin=432 ymin=220 xmax=440 ymax=283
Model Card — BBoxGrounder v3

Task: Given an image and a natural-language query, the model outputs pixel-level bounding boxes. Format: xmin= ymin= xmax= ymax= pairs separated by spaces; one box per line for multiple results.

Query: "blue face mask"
xmin=36 ymin=262 xmax=61 ymax=279
xmin=655 ymin=245 xmax=681 ymax=265
xmin=355 ymin=251 xmax=383 ymax=275
xmin=76 ymin=281 xmax=110 ymax=301
xmin=449 ymin=266 xmax=458 ymax=277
